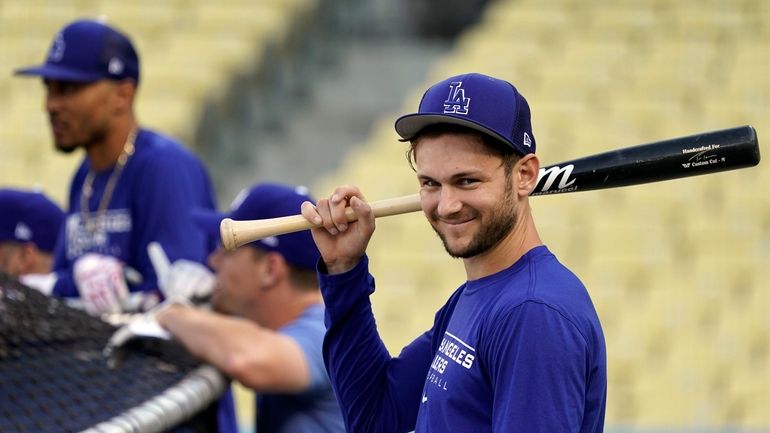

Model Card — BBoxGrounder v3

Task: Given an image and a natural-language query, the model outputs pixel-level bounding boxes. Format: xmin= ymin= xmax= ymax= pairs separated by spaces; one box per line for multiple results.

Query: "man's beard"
xmin=51 ymin=120 xmax=107 ymax=154
xmin=55 ymin=142 xmax=79 ymax=154
xmin=212 ymin=292 xmax=230 ymax=315
xmin=430 ymin=183 xmax=517 ymax=259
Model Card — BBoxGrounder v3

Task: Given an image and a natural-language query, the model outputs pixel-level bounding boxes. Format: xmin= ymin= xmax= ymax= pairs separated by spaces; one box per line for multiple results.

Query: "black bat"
xmin=532 ymin=125 xmax=760 ymax=195
xmin=220 ymin=125 xmax=760 ymax=250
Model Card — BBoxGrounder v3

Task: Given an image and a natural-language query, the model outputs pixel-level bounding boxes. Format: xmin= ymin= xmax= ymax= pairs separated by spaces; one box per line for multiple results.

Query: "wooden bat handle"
xmin=220 ymin=193 xmax=422 ymax=250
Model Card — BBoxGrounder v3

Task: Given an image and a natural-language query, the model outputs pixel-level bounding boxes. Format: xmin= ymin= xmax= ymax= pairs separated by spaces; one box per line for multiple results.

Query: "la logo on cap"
xmin=15 ymin=222 xmax=32 ymax=241
xmin=262 ymin=236 xmax=279 ymax=247
xmin=49 ymin=32 xmax=65 ymax=62
xmin=108 ymin=57 xmax=124 ymax=75
xmin=443 ymin=81 xmax=470 ymax=115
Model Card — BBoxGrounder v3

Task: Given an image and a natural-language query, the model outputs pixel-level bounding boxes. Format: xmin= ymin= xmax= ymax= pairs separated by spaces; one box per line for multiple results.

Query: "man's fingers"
xmin=350 ymin=196 xmax=374 ymax=230
xmin=306 ymin=186 xmax=370 ymax=236
xmin=300 ymin=201 xmax=322 ymax=225
xmin=329 ymin=186 xmax=366 ymax=233
xmin=102 ymin=312 xmax=171 ymax=369
xmin=124 ymin=266 xmax=143 ymax=285
xmin=330 ymin=194 xmax=351 ymax=232
xmin=315 ymin=198 xmax=340 ymax=235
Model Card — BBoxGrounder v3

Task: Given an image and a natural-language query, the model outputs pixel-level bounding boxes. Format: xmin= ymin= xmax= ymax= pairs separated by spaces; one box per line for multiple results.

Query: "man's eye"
xmin=62 ymin=83 xmax=82 ymax=93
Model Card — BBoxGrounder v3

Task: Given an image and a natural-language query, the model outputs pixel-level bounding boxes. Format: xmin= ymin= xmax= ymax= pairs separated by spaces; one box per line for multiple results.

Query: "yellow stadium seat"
xmin=0 ymin=2 xmax=78 ymax=38
xmin=191 ymin=3 xmax=290 ymax=44
xmin=583 ymin=6 xmax=661 ymax=46
xmin=671 ymin=7 xmax=745 ymax=43
xmin=90 ymin=2 xmax=179 ymax=40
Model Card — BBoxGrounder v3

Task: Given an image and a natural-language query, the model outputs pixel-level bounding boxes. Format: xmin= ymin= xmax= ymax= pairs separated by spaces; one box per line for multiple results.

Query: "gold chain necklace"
xmin=80 ymin=128 xmax=138 ymax=233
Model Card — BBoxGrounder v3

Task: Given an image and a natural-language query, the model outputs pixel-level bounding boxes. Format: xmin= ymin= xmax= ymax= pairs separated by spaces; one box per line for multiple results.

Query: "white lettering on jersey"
xmin=65 ymin=209 xmax=132 ymax=259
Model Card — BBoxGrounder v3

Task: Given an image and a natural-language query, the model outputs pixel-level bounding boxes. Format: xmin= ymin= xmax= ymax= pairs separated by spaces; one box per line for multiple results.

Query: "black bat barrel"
xmin=531 ymin=125 xmax=760 ymax=196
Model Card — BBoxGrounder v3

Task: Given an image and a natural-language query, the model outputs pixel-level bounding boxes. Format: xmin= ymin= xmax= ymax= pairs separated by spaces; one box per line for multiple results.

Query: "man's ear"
xmin=112 ymin=80 xmax=136 ymax=114
xmin=18 ymin=242 xmax=37 ymax=259
xmin=259 ymin=252 xmax=288 ymax=288
xmin=17 ymin=243 xmax=39 ymax=273
xmin=516 ymin=154 xmax=540 ymax=197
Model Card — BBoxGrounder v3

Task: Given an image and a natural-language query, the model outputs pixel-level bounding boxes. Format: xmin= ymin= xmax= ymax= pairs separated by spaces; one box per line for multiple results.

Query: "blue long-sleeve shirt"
xmin=52 ymin=128 xmax=218 ymax=298
xmin=319 ymin=245 xmax=606 ymax=433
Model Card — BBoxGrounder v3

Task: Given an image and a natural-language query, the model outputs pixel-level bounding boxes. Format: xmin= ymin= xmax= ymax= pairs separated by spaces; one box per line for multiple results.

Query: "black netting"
xmin=0 ymin=272 xmax=222 ymax=433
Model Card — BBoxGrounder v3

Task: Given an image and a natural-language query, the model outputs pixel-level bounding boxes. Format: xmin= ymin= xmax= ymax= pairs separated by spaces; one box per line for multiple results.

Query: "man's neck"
xmin=86 ymin=121 xmax=137 ymax=171
xmin=256 ymin=290 xmax=323 ymax=330
xmin=32 ymin=254 xmax=54 ymax=275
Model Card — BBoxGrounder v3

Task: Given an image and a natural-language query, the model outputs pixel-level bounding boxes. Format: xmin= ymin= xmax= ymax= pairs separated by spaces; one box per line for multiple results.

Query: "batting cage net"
xmin=0 ymin=271 xmax=227 ymax=433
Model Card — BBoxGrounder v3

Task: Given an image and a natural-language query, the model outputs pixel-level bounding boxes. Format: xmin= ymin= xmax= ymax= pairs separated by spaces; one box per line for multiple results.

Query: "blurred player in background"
xmin=129 ymin=183 xmax=344 ymax=433
xmin=302 ymin=73 xmax=607 ymax=432
xmin=0 ymin=188 xmax=64 ymax=282
xmin=14 ymin=19 xmax=218 ymax=316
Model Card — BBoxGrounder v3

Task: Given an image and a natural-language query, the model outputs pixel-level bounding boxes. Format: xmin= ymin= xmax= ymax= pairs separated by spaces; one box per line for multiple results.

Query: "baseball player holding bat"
xmin=301 ymin=73 xmax=607 ymax=432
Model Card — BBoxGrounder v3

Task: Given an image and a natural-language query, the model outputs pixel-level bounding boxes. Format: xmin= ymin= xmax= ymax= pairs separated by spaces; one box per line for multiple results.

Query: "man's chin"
xmin=54 ymin=142 xmax=79 ymax=154
xmin=212 ymin=296 xmax=233 ymax=315
xmin=439 ymin=236 xmax=474 ymax=259
xmin=445 ymin=247 xmax=473 ymax=259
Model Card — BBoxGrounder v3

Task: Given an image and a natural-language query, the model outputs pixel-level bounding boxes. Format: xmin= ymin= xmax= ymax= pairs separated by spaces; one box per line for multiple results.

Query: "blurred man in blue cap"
xmin=14 ymin=18 xmax=218 ymax=317
xmin=143 ymin=182 xmax=345 ymax=433
xmin=0 ymin=188 xmax=64 ymax=284
xmin=15 ymin=18 xmax=236 ymax=433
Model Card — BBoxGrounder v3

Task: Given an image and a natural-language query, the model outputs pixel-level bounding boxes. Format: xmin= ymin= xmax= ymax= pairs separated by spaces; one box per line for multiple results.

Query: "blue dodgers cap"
xmin=193 ymin=183 xmax=321 ymax=270
xmin=0 ymin=189 xmax=65 ymax=253
xmin=395 ymin=72 xmax=535 ymax=155
xmin=14 ymin=19 xmax=139 ymax=84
